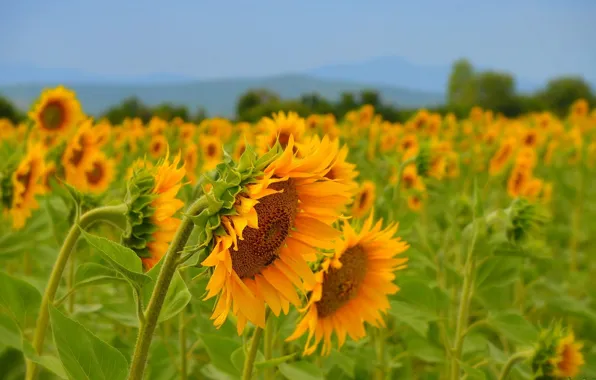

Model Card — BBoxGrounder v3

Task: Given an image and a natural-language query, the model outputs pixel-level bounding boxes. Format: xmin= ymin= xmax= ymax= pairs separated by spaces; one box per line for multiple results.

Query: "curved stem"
xmin=127 ymin=197 xmax=208 ymax=380
xmin=242 ymin=326 xmax=264 ymax=380
xmin=497 ymin=350 xmax=533 ymax=380
xmin=25 ymin=203 xmax=128 ymax=380
xmin=449 ymin=223 xmax=479 ymax=380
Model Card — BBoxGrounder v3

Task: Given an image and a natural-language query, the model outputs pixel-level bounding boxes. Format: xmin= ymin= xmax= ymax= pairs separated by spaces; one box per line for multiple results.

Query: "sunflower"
xmin=489 ymin=137 xmax=516 ymax=175
xmin=82 ymin=152 xmax=114 ymax=194
xmin=183 ymin=143 xmax=199 ymax=183
xmin=62 ymin=118 xmax=104 ymax=188
xmin=407 ymin=193 xmax=424 ymax=212
xmin=351 ymin=181 xmax=375 ymax=218
xmin=123 ymin=152 xmax=186 ymax=269
xmin=550 ymin=333 xmax=585 ymax=378
xmin=257 ymin=112 xmax=306 ymax=153
xmin=9 ymin=142 xmax=46 ymax=229
xmin=201 ymin=135 xmax=353 ymax=334
xmin=532 ymin=325 xmax=585 ymax=380
xmin=286 ymin=215 xmax=408 ymax=355
xmin=149 ymin=134 xmax=168 ymax=159
xmin=28 ymin=86 xmax=84 ymax=135
xmin=200 ymin=135 xmax=222 ymax=171
xmin=507 ymin=163 xmax=532 ymax=198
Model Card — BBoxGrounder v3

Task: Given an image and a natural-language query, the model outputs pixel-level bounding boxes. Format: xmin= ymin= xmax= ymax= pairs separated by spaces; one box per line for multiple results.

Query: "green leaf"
xmin=49 ymin=305 xmax=129 ymax=380
xmin=45 ymin=196 xmax=71 ymax=245
xmin=200 ymin=334 xmax=241 ymax=376
xmin=460 ymin=361 xmax=486 ymax=380
xmin=22 ymin=341 xmax=68 ymax=379
xmin=322 ymin=350 xmax=354 ymax=377
xmin=74 ymin=262 xmax=123 ymax=288
xmin=0 ymin=313 xmax=22 ymax=349
xmin=487 ymin=311 xmax=538 ymax=345
xmin=406 ymin=338 xmax=445 ymax=363
xmin=475 ymin=257 xmax=520 ymax=291
xmin=80 ymin=229 xmax=151 ymax=289
xmin=389 ymin=301 xmax=436 ymax=337
xmin=278 ymin=361 xmax=324 ymax=380
xmin=141 ymin=260 xmax=191 ymax=323
xmin=255 ymin=353 xmax=297 ymax=370
xmin=0 ymin=271 xmax=41 ymax=330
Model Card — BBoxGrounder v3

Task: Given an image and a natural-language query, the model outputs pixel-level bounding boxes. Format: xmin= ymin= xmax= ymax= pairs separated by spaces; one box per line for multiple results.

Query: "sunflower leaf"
xmin=80 ymin=229 xmax=151 ymax=289
xmin=49 ymin=305 xmax=128 ymax=380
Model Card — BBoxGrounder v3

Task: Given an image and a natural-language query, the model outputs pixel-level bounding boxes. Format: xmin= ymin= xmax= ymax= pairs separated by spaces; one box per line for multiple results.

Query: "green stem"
xmin=390 ymin=157 xmax=416 ymax=219
xmin=374 ymin=327 xmax=386 ymax=380
xmin=67 ymin=252 xmax=76 ymax=314
xmin=127 ymin=197 xmax=208 ymax=380
xmin=263 ymin=315 xmax=275 ymax=380
xmin=449 ymin=224 xmax=478 ymax=380
xmin=179 ymin=307 xmax=187 ymax=380
xmin=497 ymin=350 xmax=533 ymax=380
xmin=25 ymin=203 xmax=128 ymax=380
xmin=242 ymin=326 xmax=264 ymax=380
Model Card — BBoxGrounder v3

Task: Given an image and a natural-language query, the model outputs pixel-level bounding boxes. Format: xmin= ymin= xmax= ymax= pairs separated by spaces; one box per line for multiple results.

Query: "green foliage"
xmin=49 ymin=305 xmax=129 ymax=380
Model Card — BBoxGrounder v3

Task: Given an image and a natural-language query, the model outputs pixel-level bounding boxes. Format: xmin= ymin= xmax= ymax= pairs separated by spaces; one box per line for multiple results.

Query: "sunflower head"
xmin=286 ymin=214 xmax=408 ymax=355
xmin=257 ymin=111 xmax=306 ymax=153
xmin=200 ymin=135 xmax=355 ymax=334
xmin=29 ymin=86 xmax=84 ymax=135
xmin=4 ymin=142 xmax=47 ymax=229
xmin=505 ymin=198 xmax=549 ymax=244
xmin=122 ymin=151 xmax=186 ymax=269
xmin=351 ymin=181 xmax=375 ymax=218
xmin=531 ymin=323 xmax=585 ymax=379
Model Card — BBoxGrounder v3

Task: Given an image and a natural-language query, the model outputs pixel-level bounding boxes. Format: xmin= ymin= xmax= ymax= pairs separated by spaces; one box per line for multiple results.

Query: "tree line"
xmin=1 ymin=58 xmax=594 ymax=125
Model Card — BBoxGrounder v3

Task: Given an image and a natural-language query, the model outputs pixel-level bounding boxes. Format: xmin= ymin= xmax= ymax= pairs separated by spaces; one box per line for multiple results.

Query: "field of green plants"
xmin=0 ymin=87 xmax=595 ymax=379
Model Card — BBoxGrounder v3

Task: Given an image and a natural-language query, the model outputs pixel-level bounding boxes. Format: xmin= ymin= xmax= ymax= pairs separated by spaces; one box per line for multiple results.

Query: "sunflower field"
xmin=0 ymin=86 xmax=595 ymax=380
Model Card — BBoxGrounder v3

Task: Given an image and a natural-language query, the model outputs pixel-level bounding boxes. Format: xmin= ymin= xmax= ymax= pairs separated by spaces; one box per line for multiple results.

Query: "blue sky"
xmin=2 ymin=0 xmax=595 ymax=82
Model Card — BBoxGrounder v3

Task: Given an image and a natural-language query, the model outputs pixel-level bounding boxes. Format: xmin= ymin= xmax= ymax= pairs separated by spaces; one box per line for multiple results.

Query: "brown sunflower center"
xmin=152 ymin=141 xmax=162 ymax=153
xmin=40 ymin=101 xmax=66 ymax=131
xmin=358 ymin=190 xmax=368 ymax=206
xmin=231 ymin=179 xmax=299 ymax=279
xmin=207 ymin=143 xmax=217 ymax=157
xmin=278 ymin=132 xmax=291 ymax=148
xmin=85 ymin=162 xmax=105 ymax=185
xmin=524 ymin=134 xmax=536 ymax=146
xmin=316 ymin=245 xmax=368 ymax=318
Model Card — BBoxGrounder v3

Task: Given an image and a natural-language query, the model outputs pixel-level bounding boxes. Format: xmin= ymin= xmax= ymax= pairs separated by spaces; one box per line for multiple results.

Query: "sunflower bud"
xmin=504 ymin=198 xmax=549 ymax=244
xmin=531 ymin=323 xmax=585 ymax=379
xmin=415 ymin=142 xmax=432 ymax=177
xmin=122 ymin=153 xmax=185 ymax=269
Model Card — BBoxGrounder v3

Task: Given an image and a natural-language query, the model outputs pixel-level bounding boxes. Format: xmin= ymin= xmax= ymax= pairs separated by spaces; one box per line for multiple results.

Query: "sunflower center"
xmin=557 ymin=343 xmax=576 ymax=374
xmin=152 ymin=141 xmax=162 ymax=153
xmin=316 ymin=245 xmax=368 ymax=318
xmin=85 ymin=162 xmax=104 ymax=185
xmin=40 ymin=101 xmax=66 ymax=130
xmin=358 ymin=190 xmax=368 ymax=206
xmin=231 ymin=179 xmax=299 ymax=279
xmin=278 ymin=132 xmax=291 ymax=148
xmin=207 ymin=144 xmax=217 ymax=157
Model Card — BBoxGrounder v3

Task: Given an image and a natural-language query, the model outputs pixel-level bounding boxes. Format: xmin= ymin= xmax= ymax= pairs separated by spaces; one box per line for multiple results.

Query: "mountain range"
xmin=1 ymin=56 xmax=593 ymax=117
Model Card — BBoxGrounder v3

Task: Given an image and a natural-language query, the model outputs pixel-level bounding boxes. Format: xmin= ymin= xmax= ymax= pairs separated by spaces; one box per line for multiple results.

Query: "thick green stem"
xmin=374 ymin=327 xmax=387 ymax=380
xmin=67 ymin=253 xmax=76 ymax=314
xmin=497 ymin=350 xmax=533 ymax=380
xmin=179 ymin=308 xmax=187 ymax=380
xmin=242 ymin=326 xmax=264 ymax=380
xmin=449 ymin=226 xmax=478 ymax=380
xmin=25 ymin=204 xmax=128 ymax=380
xmin=263 ymin=315 xmax=275 ymax=380
xmin=127 ymin=197 xmax=208 ymax=380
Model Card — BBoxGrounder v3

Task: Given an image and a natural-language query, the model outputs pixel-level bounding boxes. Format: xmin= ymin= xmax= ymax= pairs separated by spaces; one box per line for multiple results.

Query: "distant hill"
xmin=0 ymin=63 xmax=195 ymax=85
xmin=0 ymin=74 xmax=445 ymax=117
xmin=304 ymin=56 xmax=543 ymax=94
